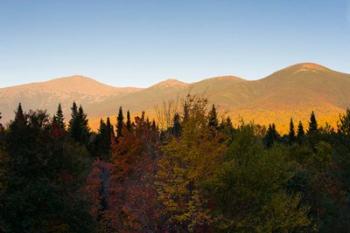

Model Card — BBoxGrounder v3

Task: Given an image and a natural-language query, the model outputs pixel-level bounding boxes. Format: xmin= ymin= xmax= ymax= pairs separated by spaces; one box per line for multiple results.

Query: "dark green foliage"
xmin=95 ymin=117 xmax=114 ymax=160
xmin=0 ymin=108 xmax=94 ymax=233
xmin=52 ymin=103 xmax=65 ymax=130
xmin=172 ymin=113 xmax=181 ymax=137
xmin=208 ymin=104 xmax=219 ymax=129
xmin=68 ymin=102 xmax=90 ymax=144
xmin=263 ymin=123 xmax=280 ymax=148
xmin=116 ymin=106 xmax=124 ymax=138
xmin=14 ymin=103 xmax=26 ymax=124
xmin=126 ymin=110 xmax=132 ymax=131
xmin=208 ymin=125 xmax=310 ymax=233
xmin=297 ymin=121 xmax=305 ymax=141
xmin=289 ymin=118 xmax=296 ymax=143
xmin=308 ymin=111 xmax=318 ymax=135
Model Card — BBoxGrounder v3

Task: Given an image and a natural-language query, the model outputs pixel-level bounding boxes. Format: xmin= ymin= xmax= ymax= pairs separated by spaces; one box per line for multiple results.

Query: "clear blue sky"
xmin=0 ymin=0 xmax=349 ymax=88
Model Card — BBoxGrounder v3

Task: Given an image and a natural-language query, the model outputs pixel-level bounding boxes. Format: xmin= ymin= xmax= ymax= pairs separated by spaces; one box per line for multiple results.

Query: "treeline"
xmin=1 ymin=96 xmax=350 ymax=232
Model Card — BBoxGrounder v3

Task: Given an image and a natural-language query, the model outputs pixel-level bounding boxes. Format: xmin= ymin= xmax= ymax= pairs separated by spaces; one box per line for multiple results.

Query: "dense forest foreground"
xmin=1 ymin=95 xmax=350 ymax=233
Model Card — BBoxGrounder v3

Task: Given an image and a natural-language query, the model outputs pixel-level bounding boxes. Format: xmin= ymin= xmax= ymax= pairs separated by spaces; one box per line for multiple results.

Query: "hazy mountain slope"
xmin=88 ymin=63 xmax=350 ymax=131
xmin=1 ymin=63 xmax=350 ymax=132
xmin=0 ymin=75 xmax=141 ymax=123
xmin=232 ymin=63 xmax=350 ymax=130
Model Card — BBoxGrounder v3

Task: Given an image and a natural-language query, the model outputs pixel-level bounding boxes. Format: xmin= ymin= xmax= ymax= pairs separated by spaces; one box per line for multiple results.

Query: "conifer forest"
xmin=1 ymin=95 xmax=350 ymax=233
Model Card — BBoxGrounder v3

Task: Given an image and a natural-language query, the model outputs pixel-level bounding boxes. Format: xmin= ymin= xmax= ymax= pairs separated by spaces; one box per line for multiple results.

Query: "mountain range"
xmin=1 ymin=63 xmax=350 ymax=132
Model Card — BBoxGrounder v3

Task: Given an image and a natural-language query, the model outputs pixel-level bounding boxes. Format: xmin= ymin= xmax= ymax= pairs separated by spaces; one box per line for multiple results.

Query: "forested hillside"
xmin=1 ymin=96 xmax=350 ymax=233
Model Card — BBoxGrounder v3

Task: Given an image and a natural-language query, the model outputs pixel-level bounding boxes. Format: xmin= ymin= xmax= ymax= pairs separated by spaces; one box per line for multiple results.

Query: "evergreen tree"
xmin=225 ymin=116 xmax=233 ymax=129
xmin=0 ymin=112 xmax=3 ymax=132
xmin=172 ymin=113 xmax=181 ymax=137
xmin=96 ymin=119 xmax=110 ymax=159
xmin=264 ymin=123 xmax=279 ymax=148
xmin=68 ymin=103 xmax=90 ymax=144
xmin=77 ymin=105 xmax=90 ymax=141
xmin=116 ymin=107 xmax=124 ymax=138
xmin=126 ymin=110 xmax=132 ymax=131
xmin=106 ymin=117 xmax=114 ymax=140
xmin=52 ymin=103 xmax=65 ymax=130
xmin=151 ymin=120 xmax=157 ymax=131
xmin=2 ymin=110 xmax=94 ymax=232
xmin=14 ymin=103 xmax=26 ymax=124
xmin=297 ymin=121 xmax=305 ymax=141
xmin=308 ymin=111 xmax=318 ymax=134
xmin=288 ymin=118 xmax=296 ymax=143
xmin=208 ymin=104 xmax=219 ymax=129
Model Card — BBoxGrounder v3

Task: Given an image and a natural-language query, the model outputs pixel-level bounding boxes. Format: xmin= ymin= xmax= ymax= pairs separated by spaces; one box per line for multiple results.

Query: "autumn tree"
xmin=338 ymin=108 xmax=350 ymax=136
xmin=102 ymin=113 xmax=162 ymax=232
xmin=157 ymin=96 xmax=227 ymax=232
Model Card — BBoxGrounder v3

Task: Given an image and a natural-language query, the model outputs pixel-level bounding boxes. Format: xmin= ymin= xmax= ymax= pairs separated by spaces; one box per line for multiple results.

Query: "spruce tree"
xmin=126 ymin=110 xmax=132 ymax=131
xmin=297 ymin=121 xmax=305 ymax=141
xmin=288 ymin=118 xmax=296 ymax=143
xmin=97 ymin=119 xmax=109 ymax=159
xmin=208 ymin=104 xmax=219 ymax=129
xmin=2 ymin=110 xmax=94 ymax=232
xmin=172 ymin=113 xmax=181 ymax=137
xmin=77 ymin=105 xmax=90 ymax=142
xmin=0 ymin=112 xmax=3 ymax=132
xmin=68 ymin=102 xmax=90 ymax=144
xmin=117 ymin=107 xmax=124 ymax=138
xmin=106 ymin=117 xmax=114 ymax=140
xmin=308 ymin=111 xmax=318 ymax=134
xmin=14 ymin=103 xmax=26 ymax=124
xmin=151 ymin=120 xmax=157 ymax=131
xmin=264 ymin=123 xmax=279 ymax=148
xmin=53 ymin=103 xmax=65 ymax=130
xmin=225 ymin=116 xmax=233 ymax=129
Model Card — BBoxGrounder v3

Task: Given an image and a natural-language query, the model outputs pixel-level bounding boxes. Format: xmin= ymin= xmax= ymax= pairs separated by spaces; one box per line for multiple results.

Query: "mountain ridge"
xmin=1 ymin=62 xmax=349 ymax=132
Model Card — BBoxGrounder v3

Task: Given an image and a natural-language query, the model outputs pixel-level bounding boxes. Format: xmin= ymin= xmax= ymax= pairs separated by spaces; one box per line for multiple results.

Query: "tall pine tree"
xmin=308 ymin=111 xmax=318 ymax=134
xmin=288 ymin=118 xmax=296 ymax=143
xmin=297 ymin=121 xmax=305 ymax=141
xmin=208 ymin=104 xmax=219 ymax=129
xmin=53 ymin=103 xmax=65 ymax=130
xmin=172 ymin=113 xmax=181 ymax=137
xmin=68 ymin=102 xmax=90 ymax=144
xmin=14 ymin=103 xmax=26 ymax=125
xmin=116 ymin=107 xmax=124 ymax=138
xmin=126 ymin=110 xmax=132 ymax=131
xmin=264 ymin=123 xmax=279 ymax=148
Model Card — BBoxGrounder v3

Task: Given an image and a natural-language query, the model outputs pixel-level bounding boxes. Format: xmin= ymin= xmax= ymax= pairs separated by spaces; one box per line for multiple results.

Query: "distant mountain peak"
xmin=289 ymin=62 xmax=331 ymax=73
xmin=151 ymin=79 xmax=188 ymax=88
